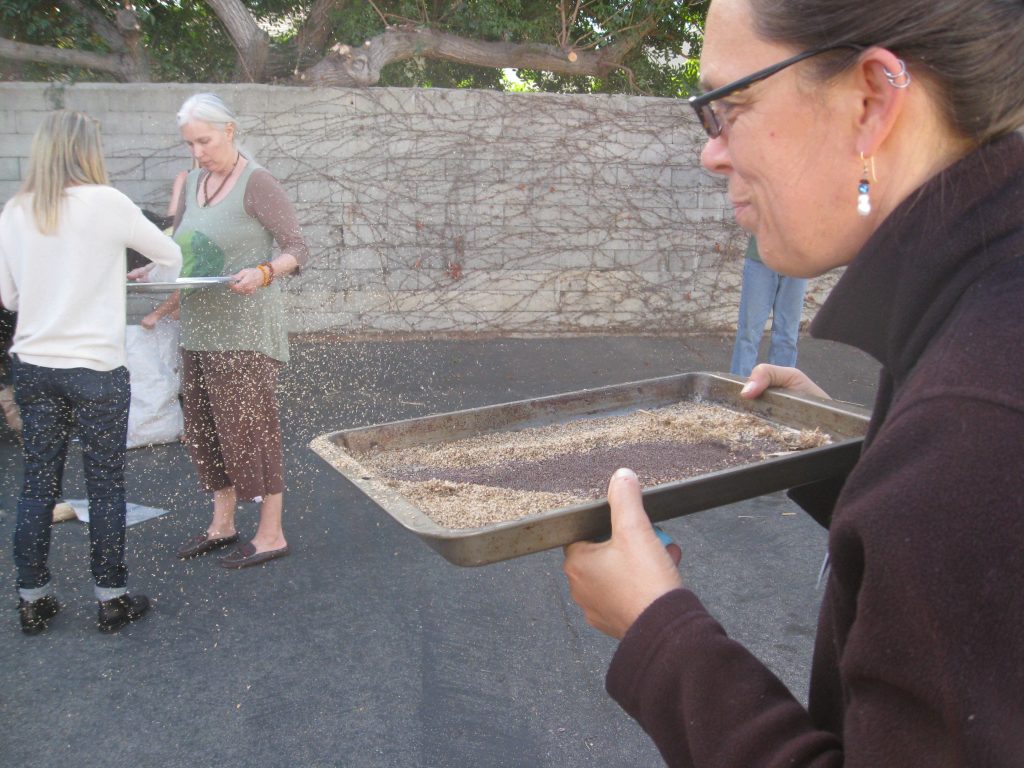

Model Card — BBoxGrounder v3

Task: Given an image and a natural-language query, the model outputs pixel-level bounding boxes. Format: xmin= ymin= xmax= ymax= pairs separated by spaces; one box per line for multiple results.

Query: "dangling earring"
xmin=857 ymin=153 xmax=876 ymax=217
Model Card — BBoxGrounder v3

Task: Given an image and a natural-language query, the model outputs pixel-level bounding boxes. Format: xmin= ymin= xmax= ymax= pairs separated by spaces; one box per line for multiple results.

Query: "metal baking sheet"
xmin=311 ymin=372 xmax=870 ymax=566
xmin=127 ymin=276 xmax=235 ymax=292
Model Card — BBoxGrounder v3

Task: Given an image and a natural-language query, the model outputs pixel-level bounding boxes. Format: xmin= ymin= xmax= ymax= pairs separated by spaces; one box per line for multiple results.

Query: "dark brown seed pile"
xmin=382 ymin=438 xmax=763 ymax=497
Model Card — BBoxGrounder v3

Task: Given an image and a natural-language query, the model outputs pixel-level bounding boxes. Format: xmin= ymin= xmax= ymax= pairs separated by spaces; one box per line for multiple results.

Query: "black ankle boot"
xmin=97 ymin=593 xmax=150 ymax=633
xmin=19 ymin=594 xmax=61 ymax=635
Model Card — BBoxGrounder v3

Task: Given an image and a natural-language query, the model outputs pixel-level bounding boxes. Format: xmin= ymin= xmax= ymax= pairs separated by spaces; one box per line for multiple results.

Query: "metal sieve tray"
xmin=310 ymin=372 xmax=870 ymax=567
xmin=127 ymin=276 xmax=235 ymax=292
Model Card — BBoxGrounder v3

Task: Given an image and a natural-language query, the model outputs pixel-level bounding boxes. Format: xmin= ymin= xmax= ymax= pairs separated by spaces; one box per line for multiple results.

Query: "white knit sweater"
xmin=0 ymin=185 xmax=182 ymax=371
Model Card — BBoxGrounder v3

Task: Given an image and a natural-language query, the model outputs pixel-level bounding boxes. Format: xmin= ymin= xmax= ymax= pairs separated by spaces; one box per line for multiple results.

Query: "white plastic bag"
xmin=125 ymin=321 xmax=183 ymax=448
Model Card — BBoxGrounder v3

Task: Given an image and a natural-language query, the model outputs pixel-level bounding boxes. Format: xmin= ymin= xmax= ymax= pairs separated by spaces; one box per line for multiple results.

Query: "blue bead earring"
xmin=857 ymin=153 xmax=875 ymax=216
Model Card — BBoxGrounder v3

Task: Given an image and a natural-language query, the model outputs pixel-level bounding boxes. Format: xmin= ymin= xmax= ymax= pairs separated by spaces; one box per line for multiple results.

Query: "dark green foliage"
xmin=142 ymin=1 xmax=238 ymax=83
xmin=0 ymin=0 xmax=98 ymax=81
xmin=1 ymin=0 xmax=708 ymax=95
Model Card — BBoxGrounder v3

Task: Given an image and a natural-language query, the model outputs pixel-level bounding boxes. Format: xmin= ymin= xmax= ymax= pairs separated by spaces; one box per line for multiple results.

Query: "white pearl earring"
xmin=858 ymin=153 xmax=875 ymax=217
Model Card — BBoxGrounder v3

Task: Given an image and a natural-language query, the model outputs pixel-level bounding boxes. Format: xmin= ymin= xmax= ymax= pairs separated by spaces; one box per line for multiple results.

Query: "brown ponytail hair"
xmin=749 ymin=0 xmax=1024 ymax=145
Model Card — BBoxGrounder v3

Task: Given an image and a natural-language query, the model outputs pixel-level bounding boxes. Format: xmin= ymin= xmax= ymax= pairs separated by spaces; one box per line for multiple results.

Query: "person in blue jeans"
xmin=0 ymin=307 xmax=18 ymax=432
xmin=0 ymin=110 xmax=181 ymax=634
xmin=729 ymin=237 xmax=807 ymax=377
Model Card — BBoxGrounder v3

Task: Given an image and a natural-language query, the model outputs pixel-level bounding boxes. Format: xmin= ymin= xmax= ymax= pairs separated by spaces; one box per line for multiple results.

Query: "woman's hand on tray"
xmin=228 ymin=267 xmax=263 ymax=295
xmin=740 ymin=364 xmax=830 ymax=401
xmin=563 ymin=468 xmax=683 ymax=640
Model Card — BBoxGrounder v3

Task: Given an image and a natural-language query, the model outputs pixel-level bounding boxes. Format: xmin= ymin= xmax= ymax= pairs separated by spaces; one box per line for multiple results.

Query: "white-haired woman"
xmin=564 ymin=0 xmax=1024 ymax=763
xmin=0 ymin=110 xmax=181 ymax=634
xmin=160 ymin=93 xmax=309 ymax=569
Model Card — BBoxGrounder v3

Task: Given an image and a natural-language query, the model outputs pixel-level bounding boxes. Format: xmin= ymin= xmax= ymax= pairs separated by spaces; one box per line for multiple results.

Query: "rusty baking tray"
xmin=310 ymin=372 xmax=870 ymax=566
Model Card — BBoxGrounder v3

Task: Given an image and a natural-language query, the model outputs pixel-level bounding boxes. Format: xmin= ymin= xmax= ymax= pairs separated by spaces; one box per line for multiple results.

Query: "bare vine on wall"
xmin=97 ymin=87 xmax=824 ymax=336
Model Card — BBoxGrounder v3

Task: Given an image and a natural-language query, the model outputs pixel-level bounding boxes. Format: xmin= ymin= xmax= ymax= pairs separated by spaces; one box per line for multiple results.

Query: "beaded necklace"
xmin=201 ymin=151 xmax=240 ymax=207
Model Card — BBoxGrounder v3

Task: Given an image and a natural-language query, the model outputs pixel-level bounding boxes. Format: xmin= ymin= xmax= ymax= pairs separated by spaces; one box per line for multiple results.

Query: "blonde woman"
xmin=0 ymin=110 xmax=181 ymax=634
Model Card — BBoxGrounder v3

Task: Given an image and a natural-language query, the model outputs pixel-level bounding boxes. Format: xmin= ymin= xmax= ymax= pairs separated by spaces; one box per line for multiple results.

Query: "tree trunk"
xmin=63 ymin=0 xmax=151 ymax=80
xmin=294 ymin=0 xmax=351 ymax=72
xmin=204 ymin=0 xmax=271 ymax=82
xmin=63 ymin=0 xmax=129 ymax=55
xmin=113 ymin=7 xmax=152 ymax=82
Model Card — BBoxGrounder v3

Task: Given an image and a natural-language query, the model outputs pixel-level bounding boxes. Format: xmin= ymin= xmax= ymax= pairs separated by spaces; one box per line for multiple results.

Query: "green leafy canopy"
xmin=0 ymin=0 xmax=708 ymax=96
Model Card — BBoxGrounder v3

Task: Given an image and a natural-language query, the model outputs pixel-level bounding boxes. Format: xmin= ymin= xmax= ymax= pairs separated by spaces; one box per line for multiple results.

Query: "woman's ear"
xmin=225 ymin=122 xmax=236 ymax=142
xmin=851 ymin=47 xmax=909 ymax=156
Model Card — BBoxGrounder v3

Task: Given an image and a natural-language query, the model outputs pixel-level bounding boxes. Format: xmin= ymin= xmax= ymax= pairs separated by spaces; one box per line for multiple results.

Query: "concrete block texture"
xmin=0 ymin=82 xmax=839 ymax=336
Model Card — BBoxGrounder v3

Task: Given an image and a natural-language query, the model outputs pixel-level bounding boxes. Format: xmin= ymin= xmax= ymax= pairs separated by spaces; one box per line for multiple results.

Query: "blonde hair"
xmin=20 ymin=110 xmax=109 ymax=235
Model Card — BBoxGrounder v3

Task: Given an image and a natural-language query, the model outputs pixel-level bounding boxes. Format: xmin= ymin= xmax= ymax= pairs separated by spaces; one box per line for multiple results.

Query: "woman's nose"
xmin=700 ymin=135 xmax=731 ymax=176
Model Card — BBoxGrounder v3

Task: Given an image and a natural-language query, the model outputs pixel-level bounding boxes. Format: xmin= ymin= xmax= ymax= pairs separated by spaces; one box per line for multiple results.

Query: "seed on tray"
xmin=337 ymin=400 xmax=829 ymax=529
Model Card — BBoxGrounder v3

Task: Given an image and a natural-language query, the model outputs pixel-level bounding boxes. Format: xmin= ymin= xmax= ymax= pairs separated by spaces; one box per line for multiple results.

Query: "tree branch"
xmin=299 ymin=25 xmax=646 ymax=87
xmin=22 ymin=0 xmax=151 ymax=80
xmin=0 ymin=37 xmax=135 ymax=81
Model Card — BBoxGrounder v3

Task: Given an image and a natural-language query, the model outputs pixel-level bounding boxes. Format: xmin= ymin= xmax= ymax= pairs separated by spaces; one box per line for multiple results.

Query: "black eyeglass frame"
xmin=689 ymin=44 xmax=866 ymax=138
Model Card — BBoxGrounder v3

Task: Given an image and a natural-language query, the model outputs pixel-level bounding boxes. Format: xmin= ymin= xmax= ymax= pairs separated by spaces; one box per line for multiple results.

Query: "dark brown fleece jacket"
xmin=606 ymin=134 xmax=1024 ymax=767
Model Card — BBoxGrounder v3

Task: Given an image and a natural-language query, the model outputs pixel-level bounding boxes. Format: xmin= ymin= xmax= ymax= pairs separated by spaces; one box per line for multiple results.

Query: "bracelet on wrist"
xmin=256 ymin=263 xmax=271 ymax=287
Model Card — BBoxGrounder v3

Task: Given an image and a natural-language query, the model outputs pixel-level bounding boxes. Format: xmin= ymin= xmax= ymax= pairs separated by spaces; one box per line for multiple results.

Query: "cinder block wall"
xmin=0 ymin=82 xmax=835 ymax=336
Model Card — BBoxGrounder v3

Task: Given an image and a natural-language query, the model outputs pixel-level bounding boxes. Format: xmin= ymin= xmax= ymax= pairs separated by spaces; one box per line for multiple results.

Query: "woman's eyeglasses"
xmin=689 ymin=44 xmax=864 ymax=139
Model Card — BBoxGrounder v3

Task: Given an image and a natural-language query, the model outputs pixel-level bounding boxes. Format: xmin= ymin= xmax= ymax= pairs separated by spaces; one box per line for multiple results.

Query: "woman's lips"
xmin=731 ymin=200 xmax=750 ymax=221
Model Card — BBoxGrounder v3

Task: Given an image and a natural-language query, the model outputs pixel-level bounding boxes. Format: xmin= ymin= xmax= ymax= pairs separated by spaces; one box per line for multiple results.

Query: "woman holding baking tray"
xmin=151 ymin=93 xmax=309 ymax=569
xmin=563 ymin=0 xmax=1024 ymax=764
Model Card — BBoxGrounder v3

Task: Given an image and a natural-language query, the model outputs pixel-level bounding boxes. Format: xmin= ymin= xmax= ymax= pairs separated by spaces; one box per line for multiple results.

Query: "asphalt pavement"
xmin=0 ymin=333 xmax=879 ymax=768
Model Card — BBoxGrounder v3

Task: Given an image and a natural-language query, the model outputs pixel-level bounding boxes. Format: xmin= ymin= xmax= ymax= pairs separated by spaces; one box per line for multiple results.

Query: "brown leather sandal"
xmin=218 ymin=542 xmax=290 ymax=569
xmin=177 ymin=532 xmax=239 ymax=559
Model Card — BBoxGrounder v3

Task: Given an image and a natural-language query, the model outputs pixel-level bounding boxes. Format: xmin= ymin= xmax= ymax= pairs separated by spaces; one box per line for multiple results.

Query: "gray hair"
xmin=750 ymin=0 xmax=1024 ymax=145
xmin=177 ymin=93 xmax=253 ymax=159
